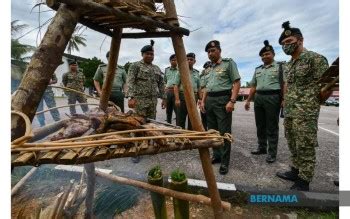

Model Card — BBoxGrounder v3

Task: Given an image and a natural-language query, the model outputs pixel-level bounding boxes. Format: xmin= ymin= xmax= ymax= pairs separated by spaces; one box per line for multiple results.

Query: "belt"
xmin=180 ymin=91 xmax=198 ymax=95
xmin=207 ymin=89 xmax=231 ymax=97
xmin=256 ymin=90 xmax=281 ymax=95
xmin=166 ymin=87 xmax=174 ymax=92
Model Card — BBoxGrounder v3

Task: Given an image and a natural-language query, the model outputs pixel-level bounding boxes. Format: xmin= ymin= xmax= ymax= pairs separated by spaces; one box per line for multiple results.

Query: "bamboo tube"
xmin=148 ymin=174 xmax=168 ymax=219
xmin=95 ymin=171 xmax=231 ymax=211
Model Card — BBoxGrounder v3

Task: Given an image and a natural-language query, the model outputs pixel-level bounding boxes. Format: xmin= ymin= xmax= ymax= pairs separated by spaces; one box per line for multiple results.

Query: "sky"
xmin=11 ymin=0 xmax=339 ymax=84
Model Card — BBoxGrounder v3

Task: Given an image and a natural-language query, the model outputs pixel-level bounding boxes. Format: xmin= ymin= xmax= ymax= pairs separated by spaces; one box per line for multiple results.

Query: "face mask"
xmin=282 ymin=42 xmax=298 ymax=55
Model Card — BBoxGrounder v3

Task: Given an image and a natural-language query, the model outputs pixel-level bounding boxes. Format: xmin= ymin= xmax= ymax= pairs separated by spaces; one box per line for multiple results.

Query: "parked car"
xmin=325 ymin=98 xmax=339 ymax=107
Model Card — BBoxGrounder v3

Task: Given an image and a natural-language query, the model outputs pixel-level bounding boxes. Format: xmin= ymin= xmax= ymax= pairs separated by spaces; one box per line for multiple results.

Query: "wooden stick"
xmin=100 ymin=29 xmax=123 ymax=111
xmin=95 ymin=171 xmax=231 ymax=211
xmin=35 ymin=103 xmax=100 ymax=115
xmin=11 ymin=167 xmax=38 ymax=196
xmin=84 ymin=163 xmax=95 ymax=219
xmin=162 ymin=0 xmax=224 ymax=218
xmin=11 ymin=111 xmax=34 ymax=145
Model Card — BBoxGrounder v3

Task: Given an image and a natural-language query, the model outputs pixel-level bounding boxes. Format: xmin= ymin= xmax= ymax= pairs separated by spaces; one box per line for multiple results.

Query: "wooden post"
xmin=11 ymin=3 xmax=80 ymax=140
xmin=84 ymin=163 xmax=95 ymax=219
xmin=162 ymin=0 xmax=224 ymax=218
xmin=99 ymin=28 xmax=123 ymax=111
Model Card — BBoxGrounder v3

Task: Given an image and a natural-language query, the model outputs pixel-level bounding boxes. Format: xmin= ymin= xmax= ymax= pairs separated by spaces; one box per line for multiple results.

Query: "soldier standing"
xmin=199 ymin=61 xmax=211 ymax=130
xmin=164 ymin=54 xmax=178 ymax=123
xmin=93 ymin=52 xmax=127 ymax=112
xmin=36 ymin=73 xmax=61 ymax=126
xmin=127 ymin=40 xmax=166 ymax=163
xmin=62 ymin=60 xmax=89 ymax=115
xmin=174 ymin=53 xmax=200 ymax=130
xmin=245 ymin=40 xmax=285 ymax=163
xmin=275 ymin=21 xmax=330 ymax=191
xmin=200 ymin=40 xmax=241 ymax=175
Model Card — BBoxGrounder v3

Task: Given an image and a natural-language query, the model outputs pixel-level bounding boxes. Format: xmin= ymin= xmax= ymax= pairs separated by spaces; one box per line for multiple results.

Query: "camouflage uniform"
xmin=36 ymin=74 xmax=61 ymax=126
xmin=94 ymin=64 xmax=126 ymax=112
xmin=174 ymin=68 xmax=200 ymax=130
xmin=164 ymin=66 xmax=178 ymax=123
xmin=62 ymin=70 xmax=89 ymax=114
xmin=284 ymin=48 xmax=328 ymax=182
xmin=204 ymin=58 xmax=241 ymax=167
xmin=127 ymin=60 xmax=165 ymax=119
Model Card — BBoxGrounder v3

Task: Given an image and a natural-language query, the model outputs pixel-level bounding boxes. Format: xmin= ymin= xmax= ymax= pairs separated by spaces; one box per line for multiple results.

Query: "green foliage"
xmin=170 ymin=169 xmax=187 ymax=182
xmin=79 ymin=57 xmax=103 ymax=87
xmin=67 ymin=25 xmax=87 ymax=54
xmin=11 ymin=20 xmax=35 ymax=61
xmin=148 ymin=165 xmax=162 ymax=179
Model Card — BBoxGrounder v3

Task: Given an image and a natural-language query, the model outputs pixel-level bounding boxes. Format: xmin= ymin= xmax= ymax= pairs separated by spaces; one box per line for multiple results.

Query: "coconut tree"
xmin=11 ymin=20 xmax=35 ymax=61
xmin=67 ymin=25 xmax=87 ymax=54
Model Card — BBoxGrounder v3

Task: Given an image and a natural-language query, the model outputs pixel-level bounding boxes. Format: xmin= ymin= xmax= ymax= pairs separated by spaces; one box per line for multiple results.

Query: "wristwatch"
xmin=229 ymin=99 xmax=236 ymax=104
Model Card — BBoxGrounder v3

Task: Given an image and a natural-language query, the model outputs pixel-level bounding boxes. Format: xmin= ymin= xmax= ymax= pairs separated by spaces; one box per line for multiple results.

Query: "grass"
xmin=170 ymin=169 xmax=186 ymax=182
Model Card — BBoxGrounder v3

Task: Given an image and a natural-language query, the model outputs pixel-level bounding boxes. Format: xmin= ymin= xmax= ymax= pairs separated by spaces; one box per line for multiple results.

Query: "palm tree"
xmin=11 ymin=20 xmax=35 ymax=61
xmin=67 ymin=25 xmax=87 ymax=54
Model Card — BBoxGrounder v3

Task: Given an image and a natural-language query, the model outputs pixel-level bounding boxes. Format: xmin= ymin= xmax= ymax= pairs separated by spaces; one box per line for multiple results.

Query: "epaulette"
xmin=118 ymin=65 xmax=124 ymax=69
xmin=255 ymin=64 xmax=263 ymax=69
xmin=193 ymin=68 xmax=200 ymax=73
xmin=276 ymin=61 xmax=286 ymax=65
xmin=165 ymin=66 xmax=170 ymax=69
xmin=222 ymin=58 xmax=233 ymax=62
xmin=99 ymin=63 xmax=107 ymax=67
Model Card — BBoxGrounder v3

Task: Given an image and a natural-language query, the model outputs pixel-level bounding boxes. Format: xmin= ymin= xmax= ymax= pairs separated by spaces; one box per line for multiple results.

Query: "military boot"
xmin=276 ymin=167 xmax=299 ymax=181
xmin=290 ymin=178 xmax=310 ymax=191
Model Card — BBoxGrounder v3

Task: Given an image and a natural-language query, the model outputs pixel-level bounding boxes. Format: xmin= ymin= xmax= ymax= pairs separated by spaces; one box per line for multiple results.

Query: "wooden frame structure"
xmin=11 ymin=0 xmax=226 ymax=218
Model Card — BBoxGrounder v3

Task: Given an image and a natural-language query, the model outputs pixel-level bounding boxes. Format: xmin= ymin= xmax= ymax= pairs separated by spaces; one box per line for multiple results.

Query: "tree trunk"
xmin=11 ymin=4 xmax=80 ymax=140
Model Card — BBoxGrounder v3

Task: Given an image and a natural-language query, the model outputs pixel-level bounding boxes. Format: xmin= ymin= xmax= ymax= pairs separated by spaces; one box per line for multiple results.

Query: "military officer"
xmin=164 ymin=54 xmax=178 ymax=124
xmin=245 ymin=40 xmax=285 ymax=163
xmin=93 ymin=51 xmax=127 ymax=112
xmin=36 ymin=73 xmax=61 ymax=126
xmin=62 ymin=60 xmax=89 ymax=115
xmin=174 ymin=53 xmax=200 ymax=130
xmin=127 ymin=40 xmax=166 ymax=163
xmin=275 ymin=21 xmax=330 ymax=191
xmin=199 ymin=40 xmax=241 ymax=175
xmin=198 ymin=61 xmax=211 ymax=130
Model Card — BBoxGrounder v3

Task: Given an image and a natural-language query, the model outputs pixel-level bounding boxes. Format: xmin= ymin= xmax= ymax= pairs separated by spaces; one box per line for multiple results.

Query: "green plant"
xmin=170 ymin=169 xmax=187 ymax=182
xmin=148 ymin=165 xmax=162 ymax=179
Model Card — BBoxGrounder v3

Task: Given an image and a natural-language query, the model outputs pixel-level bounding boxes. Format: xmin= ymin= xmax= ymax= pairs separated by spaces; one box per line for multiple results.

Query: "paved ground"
xmin=33 ymin=97 xmax=339 ymax=193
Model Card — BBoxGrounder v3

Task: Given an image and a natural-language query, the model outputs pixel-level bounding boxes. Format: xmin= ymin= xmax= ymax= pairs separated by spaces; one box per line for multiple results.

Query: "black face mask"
xmin=282 ymin=42 xmax=298 ymax=55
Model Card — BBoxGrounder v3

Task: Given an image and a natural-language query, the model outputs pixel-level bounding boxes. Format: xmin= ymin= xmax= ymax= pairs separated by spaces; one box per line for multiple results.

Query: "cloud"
xmin=12 ymin=0 xmax=339 ymax=83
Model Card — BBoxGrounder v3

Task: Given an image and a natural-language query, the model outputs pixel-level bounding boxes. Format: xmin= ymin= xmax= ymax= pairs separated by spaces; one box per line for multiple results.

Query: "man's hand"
xmin=161 ymin=99 xmax=167 ymax=109
xmin=128 ymin=98 xmax=136 ymax=108
xmin=225 ymin=101 xmax=235 ymax=112
xmin=175 ymin=99 xmax=181 ymax=107
xmin=199 ymin=100 xmax=206 ymax=113
xmin=244 ymin=101 xmax=250 ymax=111
xmin=319 ymin=90 xmax=333 ymax=103
xmin=281 ymin=100 xmax=285 ymax=108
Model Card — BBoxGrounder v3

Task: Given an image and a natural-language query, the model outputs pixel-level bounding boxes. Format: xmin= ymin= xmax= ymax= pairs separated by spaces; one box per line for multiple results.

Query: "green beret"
xmin=186 ymin=52 xmax=196 ymax=59
xmin=205 ymin=40 xmax=221 ymax=52
xmin=141 ymin=40 xmax=155 ymax=53
xmin=259 ymin=40 xmax=275 ymax=56
xmin=279 ymin=21 xmax=303 ymax=44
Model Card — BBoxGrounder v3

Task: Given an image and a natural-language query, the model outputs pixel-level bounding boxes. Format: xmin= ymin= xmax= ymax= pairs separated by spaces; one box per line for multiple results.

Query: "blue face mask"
xmin=282 ymin=42 xmax=298 ymax=55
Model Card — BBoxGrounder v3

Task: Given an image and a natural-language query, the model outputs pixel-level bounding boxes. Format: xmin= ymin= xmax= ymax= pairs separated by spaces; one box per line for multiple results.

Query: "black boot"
xmin=290 ymin=178 xmax=310 ymax=191
xmin=276 ymin=167 xmax=299 ymax=181
xmin=251 ymin=148 xmax=267 ymax=155
xmin=266 ymin=154 xmax=276 ymax=163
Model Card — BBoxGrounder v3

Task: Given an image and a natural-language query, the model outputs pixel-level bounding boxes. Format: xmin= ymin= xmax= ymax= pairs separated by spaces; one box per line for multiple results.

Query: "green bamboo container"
xmin=148 ymin=174 xmax=168 ymax=219
xmin=170 ymin=178 xmax=189 ymax=219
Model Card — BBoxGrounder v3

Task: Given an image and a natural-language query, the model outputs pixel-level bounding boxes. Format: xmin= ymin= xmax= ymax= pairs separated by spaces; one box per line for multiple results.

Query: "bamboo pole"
xmin=84 ymin=163 xmax=95 ymax=219
xmin=162 ymin=0 xmax=224 ymax=218
xmin=99 ymin=28 xmax=123 ymax=111
xmin=11 ymin=167 xmax=38 ymax=196
xmin=95 ymin=171 xmax=231 ymax=211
